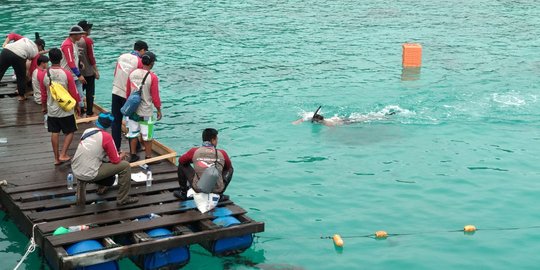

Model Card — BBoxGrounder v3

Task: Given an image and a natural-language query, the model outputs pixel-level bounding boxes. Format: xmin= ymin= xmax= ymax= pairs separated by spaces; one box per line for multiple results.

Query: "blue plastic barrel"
xmin=65 ymin=240 xmax=119 ymax=270
xmin=203 ymin=215 xmax=253 ymax=256
xmin=138 ymin=228 xmax=190 ymax=270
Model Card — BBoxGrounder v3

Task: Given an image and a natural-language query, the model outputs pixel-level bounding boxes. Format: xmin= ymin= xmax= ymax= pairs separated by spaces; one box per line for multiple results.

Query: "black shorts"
xmin=47 ymin=115 xmax=77 ymax=134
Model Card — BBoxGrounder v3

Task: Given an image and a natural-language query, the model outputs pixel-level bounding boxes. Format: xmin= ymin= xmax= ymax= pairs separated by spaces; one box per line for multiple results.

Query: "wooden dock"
xmin=0 ymin=84 xmax=264 ymax=269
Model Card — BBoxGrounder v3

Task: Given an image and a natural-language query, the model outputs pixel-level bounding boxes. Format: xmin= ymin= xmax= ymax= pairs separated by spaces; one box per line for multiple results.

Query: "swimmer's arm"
xmin=292 ymin=118 xmax=304 ymax=125
xmin=2 ymin=37 xmax=9 ymax=48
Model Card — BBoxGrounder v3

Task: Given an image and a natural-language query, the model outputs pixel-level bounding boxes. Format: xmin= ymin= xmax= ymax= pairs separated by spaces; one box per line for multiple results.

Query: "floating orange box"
xmin=402 ymin=43 xmax=422 ymax=67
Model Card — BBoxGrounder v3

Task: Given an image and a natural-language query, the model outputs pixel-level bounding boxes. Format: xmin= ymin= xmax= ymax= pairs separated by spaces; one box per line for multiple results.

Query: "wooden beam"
xmin=152 ymin=140 xmax=178 ymax=164
xmin=48 ymin=205 xmax=248 ymax=247
xmin=75 ymin=115 xmax=98 ymax=124
xmin=129 ymin=152 xmax=177 ymax=167
xmin=60 ymin=222 xmax=264 ymax=269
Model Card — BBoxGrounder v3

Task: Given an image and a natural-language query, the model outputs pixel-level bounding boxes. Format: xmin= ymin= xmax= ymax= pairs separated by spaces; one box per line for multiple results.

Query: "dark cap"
xmin=96 ymin=112 xmax=114 ymax=129
xmin=69 ymin=25 xmax=85 ymax=35
xmin=77 ymin=20 xmax=93 ymax=31
xmin=142 ymin=51 xmax=157 ymax=64
xmin=134 ymin=40 xmax=149 ymax=51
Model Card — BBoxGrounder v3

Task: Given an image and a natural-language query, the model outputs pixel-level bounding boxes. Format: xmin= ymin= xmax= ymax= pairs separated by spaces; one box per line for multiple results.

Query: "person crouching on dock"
xmin=71 ymin=112 xmax=139 ymax=206
xmin=174 ymin=128 xmax=234 ymax=201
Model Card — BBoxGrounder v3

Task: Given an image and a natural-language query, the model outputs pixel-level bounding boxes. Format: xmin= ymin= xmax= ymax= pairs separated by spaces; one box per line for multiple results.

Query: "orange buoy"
xmin=333 ymin=234 xmax=344 ymax=247
xmin=375 ymin=230 xmax=388 ymax=239
xmin=402 ymin=43 xmax=422 ymax=67
xmin=464 ymin=225 xmax=477 ymax=232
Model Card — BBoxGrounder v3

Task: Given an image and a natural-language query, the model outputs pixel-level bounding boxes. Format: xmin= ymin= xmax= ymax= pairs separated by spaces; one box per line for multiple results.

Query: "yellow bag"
xmin=47 ymin=69 xmax=76 ymax=112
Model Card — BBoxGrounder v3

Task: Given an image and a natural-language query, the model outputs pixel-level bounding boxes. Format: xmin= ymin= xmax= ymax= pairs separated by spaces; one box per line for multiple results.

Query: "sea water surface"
xmin=1 ymin=0 xmax=540 ymax=269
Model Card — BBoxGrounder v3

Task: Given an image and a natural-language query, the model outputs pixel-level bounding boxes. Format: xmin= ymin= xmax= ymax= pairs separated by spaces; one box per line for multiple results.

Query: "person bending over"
xmin=0 ymin=32 xmax=45 ymax=100
xmin=174 ymin=128 xmax=234 ymax=201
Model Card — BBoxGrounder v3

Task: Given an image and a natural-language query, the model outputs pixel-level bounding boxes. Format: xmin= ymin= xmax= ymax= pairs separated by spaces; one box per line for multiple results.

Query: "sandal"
xmin=129 ymin=154 xmax=140 ymax=163
xmin=117 ymin=197 xmax=139 ymax=206
xmin=96 ymin=186 xmax=109 ymax=195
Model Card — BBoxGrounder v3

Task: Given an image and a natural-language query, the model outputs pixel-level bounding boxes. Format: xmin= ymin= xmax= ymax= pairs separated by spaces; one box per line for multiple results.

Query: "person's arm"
xmin=101 ymin=132 xmax=121 ymax=164
xmin=85 ymin=37 xmax=99 ymax=79
xmin=292 ymin=118 xmax=304 ymax=125
xmin=126 ymin=74 xmax=132 ymax=97
xmin=178 ymin=148 xmax=197 ymax=165
xmin=64 ymin=69 xmax=81 ymax=103
xmin=149 ymin=73 xmax=162 ymax=120
xmin=219 ymin=150 xmax=232 ymax=171
xmin=39 ymin=71 xmax=48 ymax=112
xmin=28 ymin=54 xmax=39 ymax=78
xmin=61 ymin=42 xmax=80 ymax=76
xmin=61 ymin=41 xmax=86 ymax=83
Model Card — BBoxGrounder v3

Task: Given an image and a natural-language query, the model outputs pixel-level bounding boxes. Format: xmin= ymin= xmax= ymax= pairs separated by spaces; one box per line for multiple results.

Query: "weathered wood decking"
xmin=0 ymin=84 xmax=264 ymax=270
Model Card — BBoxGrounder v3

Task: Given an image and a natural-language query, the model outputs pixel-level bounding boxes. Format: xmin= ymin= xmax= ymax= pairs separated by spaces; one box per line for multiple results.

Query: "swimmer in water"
xmin=292 ymin=106 xmax=396 ymax=127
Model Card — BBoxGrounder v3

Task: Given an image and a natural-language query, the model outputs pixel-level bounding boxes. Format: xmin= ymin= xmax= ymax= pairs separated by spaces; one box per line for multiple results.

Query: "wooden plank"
xmin=42 ymin=239 xmax=64 ymax=270
xmin=61 ymin=222 xmax=264 ymax=269
xmin=152 ymin=140 xmax=178 ymax=164
xmin=0 ymin=187 xmax=34 ymax=237
xmin=38 ymin=200 xmax=233 ymax=234
xmin=4 ymin=162 xmax=177 ymax=193
xmin=28 ymin=192 xmax=176 ymax=222
xmin=129 ymin=152 xmax=177 ymax=167
xmin=75 ymin=115 xmax=98 ymax=124
xmin=47 ymin=204 xmax=248 ymax=247
xmin=15 ymin=172 xmax=178 ymax=202
xmin=17 ymin=181 xmax=180 ymax=211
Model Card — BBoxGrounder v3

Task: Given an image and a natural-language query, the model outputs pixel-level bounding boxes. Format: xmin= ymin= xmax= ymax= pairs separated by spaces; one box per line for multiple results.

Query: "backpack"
xmin=193 ymin=147 xmax=222 ymax=193
xmin=47 ymin=69 xmax=76 ymax=112
xmin=121 ymin=71 xmax=150 ymax=117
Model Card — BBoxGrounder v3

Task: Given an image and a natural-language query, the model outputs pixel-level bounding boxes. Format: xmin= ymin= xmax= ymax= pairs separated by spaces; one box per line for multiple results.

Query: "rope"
xmin=13 ymin=222 xmax=45 ymax=270
xmin=254 ymin=225 xmax=540 ymax=243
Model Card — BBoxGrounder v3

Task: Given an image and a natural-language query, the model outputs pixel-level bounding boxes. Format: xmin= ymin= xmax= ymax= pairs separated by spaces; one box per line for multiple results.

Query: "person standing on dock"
xmin=0 ymin=32 xmax=46 ymax=101
xmin=39 ymin=48 xmax=81 ymax=165
xmin=125 ymin=52 xmax=162 ymax=163
xmin=174 ymin=128 xmax=234 ymax=201
xmin=61 ymin=25 xmax=87 ymax=114
xmin=76 ymin=20 xmax=99 ymax=117
xmin=111 ymin=40 xmax=148 ymax=151
xmin=72 ymin=112 xmax=139 ymax=206
xmin=31 ymin=55 xmax=49 ymax=104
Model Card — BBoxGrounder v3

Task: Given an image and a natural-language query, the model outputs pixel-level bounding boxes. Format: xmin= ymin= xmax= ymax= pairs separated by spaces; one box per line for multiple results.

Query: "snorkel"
xmin=311 ymin=106 xmax=323 ymax=123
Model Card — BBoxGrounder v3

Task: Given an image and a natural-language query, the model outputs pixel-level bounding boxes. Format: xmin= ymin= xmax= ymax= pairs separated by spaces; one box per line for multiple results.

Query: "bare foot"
xmin=59 ymin=155 xmax=71 ymax=162
xmin=17 ymin=96 xmax=26 ymax=101
xmin=54 ymin=159 xmax=65 ymax=166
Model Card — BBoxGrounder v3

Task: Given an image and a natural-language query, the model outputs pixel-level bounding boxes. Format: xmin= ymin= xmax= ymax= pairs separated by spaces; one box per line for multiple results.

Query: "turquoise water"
xmin=2 ymin=0 xmax=540 ymax=269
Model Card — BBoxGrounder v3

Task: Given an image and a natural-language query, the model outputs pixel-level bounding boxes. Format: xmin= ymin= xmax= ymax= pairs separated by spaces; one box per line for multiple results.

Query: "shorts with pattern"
xmin=126 ymin=115 xmax=155 ymax=141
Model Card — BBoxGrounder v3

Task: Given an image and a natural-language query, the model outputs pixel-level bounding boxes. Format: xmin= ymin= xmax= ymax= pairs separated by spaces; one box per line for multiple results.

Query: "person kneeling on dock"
xmin=72 ymin=112 xmax=139 ymax=206
xmin=174 ymin=128 xmax=234 ymax=201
